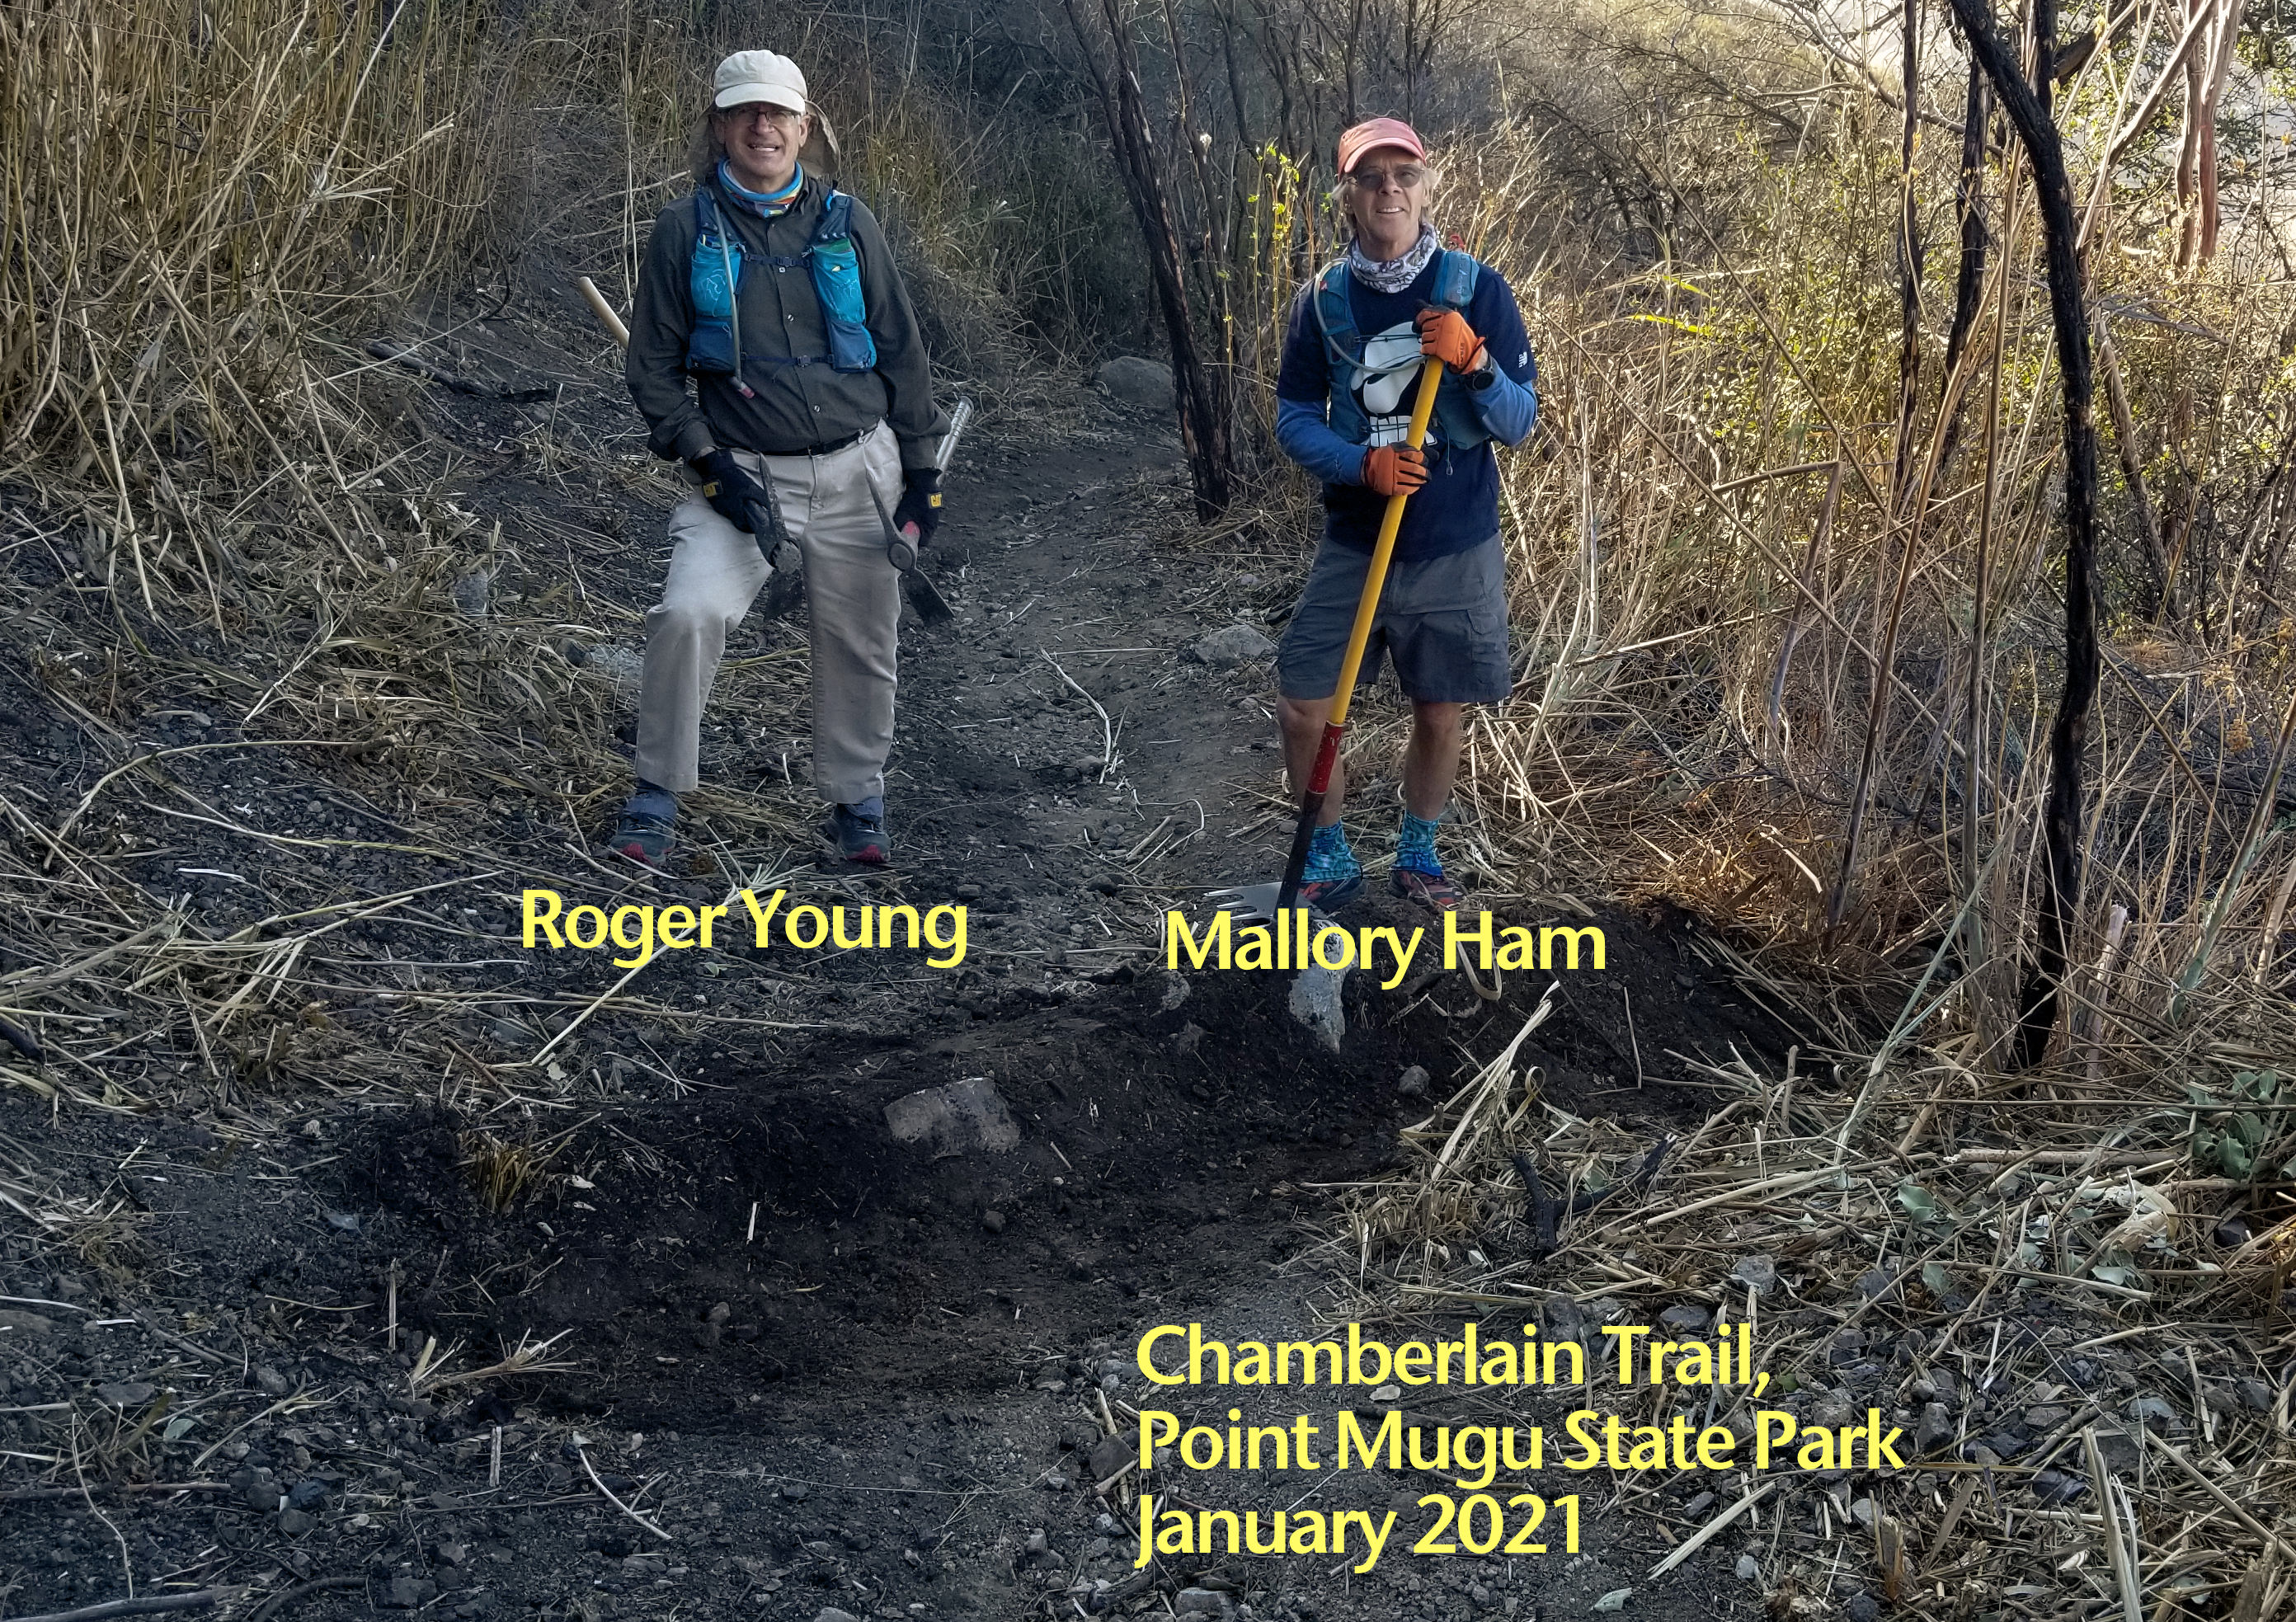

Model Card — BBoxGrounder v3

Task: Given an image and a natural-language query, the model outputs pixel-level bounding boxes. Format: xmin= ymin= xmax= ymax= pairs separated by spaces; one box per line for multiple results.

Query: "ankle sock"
xmin=1303 ymin=820 xmax=1360 ymax=883
xmin=624 ymin=780 xmax=677 ymax=822
xmin=843 ymin=795 xmax=884 ymax=824
xmin=1395 ymin=810 xmax=1443 ymax=876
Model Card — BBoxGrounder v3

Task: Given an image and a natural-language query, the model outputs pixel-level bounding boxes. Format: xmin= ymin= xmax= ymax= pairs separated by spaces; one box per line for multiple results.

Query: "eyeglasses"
xmin=721 ymin=104 xmax=806 ymax=125
xmin=1345 ymin=165 xmax=1427 ymax=190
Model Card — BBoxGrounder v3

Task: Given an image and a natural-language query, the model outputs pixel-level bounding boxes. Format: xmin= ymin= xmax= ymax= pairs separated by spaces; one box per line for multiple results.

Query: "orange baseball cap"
xmin=1336 ymin=117 xmax=1427 ymax=175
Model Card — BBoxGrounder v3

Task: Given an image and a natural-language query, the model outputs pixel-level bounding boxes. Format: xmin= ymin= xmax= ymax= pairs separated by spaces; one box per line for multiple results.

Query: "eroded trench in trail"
xmin=0 ymin=314 xmax=1817 ymax=1621
xmin=339 ymin=894 xmax=1800 ymax=1430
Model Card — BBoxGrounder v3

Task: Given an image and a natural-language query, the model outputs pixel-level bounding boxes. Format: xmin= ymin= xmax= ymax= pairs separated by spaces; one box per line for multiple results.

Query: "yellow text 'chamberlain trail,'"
xmin=521 ymin=888 xmax=966 ymax=969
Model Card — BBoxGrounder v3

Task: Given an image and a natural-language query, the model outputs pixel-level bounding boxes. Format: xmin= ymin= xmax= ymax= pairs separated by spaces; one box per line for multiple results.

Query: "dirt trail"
xmin=0 ymin=311 xmax=1795 ymax=1621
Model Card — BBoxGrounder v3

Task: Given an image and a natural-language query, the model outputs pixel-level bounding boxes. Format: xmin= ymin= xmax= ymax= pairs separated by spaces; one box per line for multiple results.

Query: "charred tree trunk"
xmin=1160 ymin=0 xmax=1241 ymax=432
xmin=1063 ymin=0 xmax=1235 ymax=519
xmin=1887 ymin=0 xmax=1925 ymax=512
xmin=1213 ymin=0 xmax=1256 ymax=155
xmin=1944 ymin=61 xmax=1991 ymax=377
xmin=1830 ymin=0 xmax=1931 ymax=929
xmin=1944 ymin=0 xmax=2102 ymax=1069
xmin=1936 ymin=56 xmax=1990 ymax=477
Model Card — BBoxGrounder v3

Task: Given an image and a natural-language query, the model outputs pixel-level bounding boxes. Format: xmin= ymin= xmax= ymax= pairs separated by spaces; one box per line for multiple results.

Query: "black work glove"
xmin=689 ymin=449 xmax=769 ymax=534
xmin=892 ymin=468 xmax=943 ymax=548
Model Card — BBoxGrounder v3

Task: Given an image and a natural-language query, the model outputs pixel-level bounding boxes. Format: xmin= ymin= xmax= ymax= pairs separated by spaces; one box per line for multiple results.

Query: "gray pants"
xmin=633 ymin=423 xmax=904 ymax=803
xmin=1276 ymin=533 xmax=1513 ymax=704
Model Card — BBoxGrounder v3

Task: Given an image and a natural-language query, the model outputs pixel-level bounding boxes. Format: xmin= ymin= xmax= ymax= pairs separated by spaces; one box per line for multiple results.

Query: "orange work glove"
xmin=1361 ymin=444 xmax=1428 ymax=496
xmin=1415 ymin=307 xmax=1486 ymax=374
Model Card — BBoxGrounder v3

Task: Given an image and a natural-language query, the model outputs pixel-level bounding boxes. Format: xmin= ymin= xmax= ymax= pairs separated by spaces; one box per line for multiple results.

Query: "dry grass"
xmin=1295 ymin=988 xmax=2296 ymax=1609
xmin=0 ymin=0 xmax=1094 ymax=1143
xmin=409 ymin=1326 xmax=579 ymax=1398
xmin=2 ymin=0 xmax=494 ymax=494
xmin=0 ymin=1131 xmax=148 ymax=1279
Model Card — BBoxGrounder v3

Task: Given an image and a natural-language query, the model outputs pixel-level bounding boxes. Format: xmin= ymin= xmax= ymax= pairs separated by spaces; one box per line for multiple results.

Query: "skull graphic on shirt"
xmin=1356 ymin=320 xmax=1437 ymax=449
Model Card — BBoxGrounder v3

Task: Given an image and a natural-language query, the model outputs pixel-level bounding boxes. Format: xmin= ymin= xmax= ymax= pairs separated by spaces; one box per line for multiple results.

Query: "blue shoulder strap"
xmin=714 ymin=184 xmax=836 ymax=268
xmin=1311 ymin=260 xmax=1358 ymax=369
xmin=1316 ymin=252 xmax=1473 ymax=360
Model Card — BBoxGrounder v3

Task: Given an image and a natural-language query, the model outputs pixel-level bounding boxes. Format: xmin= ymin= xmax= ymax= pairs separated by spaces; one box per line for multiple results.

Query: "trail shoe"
xmin=606 ymin=783 xmax=677 ymax=869
xmin=825 ymin=797 xmax=888 ymax=865
xmin=1299 ymin=872 xmax=1366 ymax=914
xmin=1390 ymin=866 xmax=1466 ymax=913
xmin=1299 ymin=820 xmax=1363 ymax=914
xmin=1390 ymin=811 xmax=1463 ymax=911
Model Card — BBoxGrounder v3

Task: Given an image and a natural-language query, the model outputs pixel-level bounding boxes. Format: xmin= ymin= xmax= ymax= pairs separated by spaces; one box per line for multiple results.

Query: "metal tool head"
xmin=1206 ymin=882 xmax=1290 ymax=924
xmin=867 ymin=485 xmax=955 ymax=625
xmin=902 ymin=565 xmax=955 ymax=625
xmin=761 ymin=566 xmax=806 ymax=622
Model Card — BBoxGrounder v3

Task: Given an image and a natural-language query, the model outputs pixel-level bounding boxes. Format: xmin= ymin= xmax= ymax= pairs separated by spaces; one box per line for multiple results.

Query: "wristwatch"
xmin=1466 ymin=353 xmax=1499 ymax=392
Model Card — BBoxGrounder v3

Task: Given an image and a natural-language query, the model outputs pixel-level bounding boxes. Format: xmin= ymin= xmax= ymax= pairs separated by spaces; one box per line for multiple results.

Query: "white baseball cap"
xmin=713 ymin=50 xmax=807 ymax=114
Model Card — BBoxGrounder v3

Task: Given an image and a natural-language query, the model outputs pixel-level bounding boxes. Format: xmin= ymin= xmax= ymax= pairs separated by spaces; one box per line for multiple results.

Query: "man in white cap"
xmin=613 ymin=49 xmax=947 ymax=868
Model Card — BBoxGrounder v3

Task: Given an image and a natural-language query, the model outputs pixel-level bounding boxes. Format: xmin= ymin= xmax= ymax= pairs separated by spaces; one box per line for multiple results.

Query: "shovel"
xmin=1209 ymin=356 xmax=1444 ymax=924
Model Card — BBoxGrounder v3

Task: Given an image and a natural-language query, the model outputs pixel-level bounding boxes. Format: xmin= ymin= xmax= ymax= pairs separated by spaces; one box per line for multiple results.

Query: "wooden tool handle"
xmin=577 ymin=277 xmax=630 ymax=349
xmin=1325 ymin=357 xmax=1446 ymax=732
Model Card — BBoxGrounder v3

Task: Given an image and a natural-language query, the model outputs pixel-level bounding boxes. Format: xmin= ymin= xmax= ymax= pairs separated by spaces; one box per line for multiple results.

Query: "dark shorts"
xmin=1276 ymin=534 xmax=1513 ymax=704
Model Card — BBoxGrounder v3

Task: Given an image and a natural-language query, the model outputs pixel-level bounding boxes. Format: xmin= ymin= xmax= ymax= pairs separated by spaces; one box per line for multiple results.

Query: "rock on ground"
xmin=1098 ymin=355 xmax=1175 ymax=411
xmin=1193 ymin=623 xmax=1275 ymax=668
xmin=451 ymin=569 xmax=490 ymax=617
xmin=883 ymin=1076 xmax=1020 ymax=1155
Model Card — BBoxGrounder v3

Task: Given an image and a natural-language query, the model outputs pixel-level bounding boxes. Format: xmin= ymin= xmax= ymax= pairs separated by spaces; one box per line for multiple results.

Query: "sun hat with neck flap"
xmin=1336 ymin=116 xmax=1427 ymax=175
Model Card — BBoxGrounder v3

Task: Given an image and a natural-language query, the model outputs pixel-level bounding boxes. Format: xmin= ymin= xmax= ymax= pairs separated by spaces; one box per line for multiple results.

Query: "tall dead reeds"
xmin=1381 ymin=2 xmax=2296 ymax=1096
xmin=2 ymin=0 xmax=496 ymax=505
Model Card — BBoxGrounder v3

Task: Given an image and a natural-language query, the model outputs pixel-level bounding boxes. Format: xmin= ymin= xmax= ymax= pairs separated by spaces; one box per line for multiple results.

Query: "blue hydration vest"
xmin=685 ymin=186 xmax=877 ymax=381
xmin=1312 ymin=248 xmax=1489 ymax=452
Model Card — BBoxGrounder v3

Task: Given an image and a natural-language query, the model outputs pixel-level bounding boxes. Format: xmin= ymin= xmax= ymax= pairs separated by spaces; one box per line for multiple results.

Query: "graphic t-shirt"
xmin=1273 ymin=255 xmax=1537 ymax=562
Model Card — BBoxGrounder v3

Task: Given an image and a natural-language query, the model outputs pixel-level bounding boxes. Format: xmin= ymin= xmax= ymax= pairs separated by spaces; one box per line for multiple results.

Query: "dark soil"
xmin=0 ymin=279 xmax=1804 ymax=1622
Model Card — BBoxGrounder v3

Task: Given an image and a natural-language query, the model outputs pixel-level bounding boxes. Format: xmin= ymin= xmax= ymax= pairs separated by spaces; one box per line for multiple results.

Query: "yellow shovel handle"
xmin=1326 ymin=357 xmax=1445 ymax=729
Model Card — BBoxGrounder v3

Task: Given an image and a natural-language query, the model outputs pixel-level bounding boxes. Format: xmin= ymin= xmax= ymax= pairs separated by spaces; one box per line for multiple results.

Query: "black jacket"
xmin=626 ymin=171 xmax=943 ymax=471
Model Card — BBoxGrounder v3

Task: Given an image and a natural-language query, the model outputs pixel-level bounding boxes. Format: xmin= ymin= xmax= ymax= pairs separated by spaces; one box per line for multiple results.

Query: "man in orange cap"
xmin=1270 ymin=117 xmax=1539 ymax=913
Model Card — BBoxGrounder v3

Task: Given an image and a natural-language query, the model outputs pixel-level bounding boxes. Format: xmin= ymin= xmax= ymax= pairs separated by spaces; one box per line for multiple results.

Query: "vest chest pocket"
xmin=812 ymin=235 xmax=875 ymax=370
xmin=685 ymin=196 xmax=743 ymax=375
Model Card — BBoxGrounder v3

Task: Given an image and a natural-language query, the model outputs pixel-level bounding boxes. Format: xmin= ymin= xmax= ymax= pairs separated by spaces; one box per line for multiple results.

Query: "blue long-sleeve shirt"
xmin=1273 ymin=256 xmax=1537 ymax=561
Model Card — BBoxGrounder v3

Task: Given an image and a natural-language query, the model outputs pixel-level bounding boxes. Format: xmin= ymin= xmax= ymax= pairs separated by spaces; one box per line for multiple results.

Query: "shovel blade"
xmin=1205 ymin=882 xmax=1284 ymax=924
